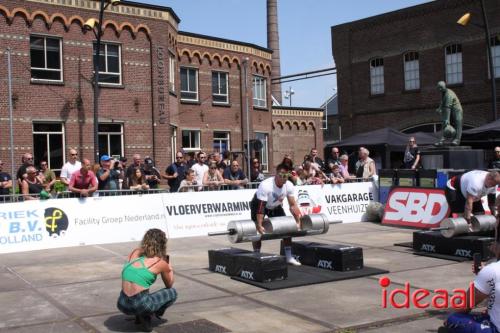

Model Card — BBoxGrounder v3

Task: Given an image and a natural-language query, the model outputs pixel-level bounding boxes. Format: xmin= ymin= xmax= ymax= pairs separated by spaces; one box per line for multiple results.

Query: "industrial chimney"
xmin=267 ymin=0 xmax=282 ymax=104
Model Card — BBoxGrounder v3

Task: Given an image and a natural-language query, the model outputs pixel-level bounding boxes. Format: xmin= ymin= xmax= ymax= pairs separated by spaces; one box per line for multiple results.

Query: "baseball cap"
xmin=100 ymin=155 xmax=112 ymax=162
xmin=144 ymin=157 xmax=154 ymax=165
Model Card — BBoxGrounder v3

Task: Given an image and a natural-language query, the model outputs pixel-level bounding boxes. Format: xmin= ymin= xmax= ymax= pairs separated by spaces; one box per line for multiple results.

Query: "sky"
xmin=139 ymin=0 xmax=430 ymax=107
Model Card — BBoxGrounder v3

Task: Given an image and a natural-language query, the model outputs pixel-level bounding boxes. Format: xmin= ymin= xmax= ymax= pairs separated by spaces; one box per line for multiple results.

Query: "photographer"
xmin=143 ymin=157 xmax=161 ymax=190
xmin=96 ymin=155 xmax=121 ymax=193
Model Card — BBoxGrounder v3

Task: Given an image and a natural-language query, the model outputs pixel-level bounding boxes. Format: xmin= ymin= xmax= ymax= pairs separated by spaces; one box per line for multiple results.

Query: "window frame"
xmin=212 ymin=71 xmax=229 ymax=104
xmin=213 ymin=131 xmax=231 ymax=153
xmin=181 ymin=129 xmax=201 ymax=151
xmin=32 ymin=122 xmax=65 ymax=172
xmin=369 ymin=57 xmax=385 ymax=95
xmin=30 ymin=35 xmax=64 ymax=82
xmin=98 ymin=123 xmax=124 ymax=158
xmin=252 ymin=75 xmax=267 ymax=108
xmin=93 ymin=42 xmax=123 ymax=86
xmin=403 ymin=51 xmax=420 ymax=91
xmin=445 ymin=43 xmax=463 ymax=85
xmin=180 ymin=67 xmax=199 ymax=101
xmin=254 ymin=132 xmax=269 ymax=173
xmin=490 ymin=36 xmax=500 ymax=79
xmin=169 ymin=52 xmax=176 ymax=92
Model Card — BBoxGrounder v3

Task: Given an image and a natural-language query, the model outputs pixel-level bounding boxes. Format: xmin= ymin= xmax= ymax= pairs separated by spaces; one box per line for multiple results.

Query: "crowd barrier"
xmin=0 ymin=181 xmax=378 ymax=254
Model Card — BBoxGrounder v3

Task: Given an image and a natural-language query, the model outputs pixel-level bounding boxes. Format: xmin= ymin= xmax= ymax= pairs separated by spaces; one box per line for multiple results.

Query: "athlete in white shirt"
xmin=250 ymin=162 xmax=302 ymax=265
xmin=445 ymin=170 xmax=499 ymax=222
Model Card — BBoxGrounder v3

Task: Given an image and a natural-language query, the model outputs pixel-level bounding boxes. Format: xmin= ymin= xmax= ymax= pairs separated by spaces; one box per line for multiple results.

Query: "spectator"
xmin=60 ymin=149 xmax=81 ymax=186
xmin=223 ymin=160 xmax=248 ymax=189
xmin=39 ymin=160 xmax=56 ymax=191
xmin=490 ymin=146 xmax=500 ymax=169
xmin=21 ymin=166 xmax=44 ymax=200
xmin=219 ymin=151 xmax=231 ymax=172
xmin=126 ymin=154 xmax=144 ymax=187
xmin=250 ymin=158 xmax=265 ymax=183
xmin=129 ymin=167 xmax=150 ymax=191
xmin=282 ymin=154 xmax=294 ymax=170
xmin=16 ymin=152 xmax=34 ymax=190
xmin=203 ymin=161 xmax=224 ymax=190
xmin=355 ymin=147 xmax=377 ymax=180
xmin=163 ymin=151 xmax=187 ymax=192
xmin=178 ymin=169 xmax=198 ymax=192
xmin=207 ymin=153 xmax=215 ymax=165
xmin=339 ymin=154 xmax=351 ymax=179
xmin=97 ymin=155 xmax=121 ymax=192
xmin=68 ymin=158 xmax=98 ymax=198
xmin=143 ymin=157 xmax=161 ymax=189
xmin=303 ymin=161 xmax=324 ymax=185
xmin=402 ymin=137 xmax=421 ymax=169
xmin=185 ymin=152 xmax=196 ymax=168
xmin=0 ymin=160 xmax=13 ymax=201
xmin=192 ymin=152 xmax=208 ymax=190
xmin=327 ymin=147 xmax=341 ymax=166
xmin=328 ymin=164 xmax=345 ymax=184
xmin=291 ymin=166 xmax=304 ymax=186
xmin=310 ymin=148 xmax=325 ymax=171
xmin=213 ymin=152 xmax=224 ymax=173
xmin=118 ymin=157 xmax=128 ymax=189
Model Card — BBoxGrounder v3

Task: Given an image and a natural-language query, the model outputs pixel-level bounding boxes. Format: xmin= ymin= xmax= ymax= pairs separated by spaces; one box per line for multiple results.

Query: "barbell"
xmin=208 ymin=214 xmax=341 ymax=244
xmin=431 ymin=215 xmax=497 ymax=238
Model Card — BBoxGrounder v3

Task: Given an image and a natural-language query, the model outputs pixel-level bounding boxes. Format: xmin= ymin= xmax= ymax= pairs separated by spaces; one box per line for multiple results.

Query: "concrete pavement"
xmin=0 ymin=222 xmax=478 ymax=332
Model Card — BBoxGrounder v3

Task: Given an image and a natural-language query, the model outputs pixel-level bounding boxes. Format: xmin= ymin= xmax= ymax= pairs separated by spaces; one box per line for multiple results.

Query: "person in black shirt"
xmin=402 ymin=137 xmax=421 ymax=169
xmin=0 ymin=160 xmax=13 ymax=201
xmin=162 ymin=152 xmax=187 ymax=192
xmin=16 ymin=153 xmax=34 ymax=190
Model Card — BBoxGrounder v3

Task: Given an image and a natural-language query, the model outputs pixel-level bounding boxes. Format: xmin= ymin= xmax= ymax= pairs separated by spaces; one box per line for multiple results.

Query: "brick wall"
xmin=332 ymin=0 xmax=500 ymax=138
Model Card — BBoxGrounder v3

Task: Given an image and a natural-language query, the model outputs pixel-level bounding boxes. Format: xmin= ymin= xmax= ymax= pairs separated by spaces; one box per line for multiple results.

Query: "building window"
xmin=213 ymin=132 xmax=230 ymax=152
xmin=445 ymin=44 xmax=463 ymax=85
xmin=169 ymin=53 xmax=175 ymax=92
xmin=180 ymin=67 xmax=198 ymax=101
xmin=32 ymin=123 xmax=65 ymax=172
xmin=98 ymin=123 xmax=123 ymax=158
xmin=93 ymin=43 xmax=121 ymax=85
xmin=212 ymin=72 xmax=229 ymax=104
xmin=253 ymin=76 xmax=267 ymax=108
xmin=255 ymin=132 xmax=269 ymax=172
xmin=30 ymin=36 xmax=63 ymax=81
xmin=182 ymin=130 xmax=200 ymax=150
xmin=404 ymin=52 xmax=420 ymax=90
xmin=491 ymin=36 xmax=500 ymax=79
xmin=370 ymin=58 xmax=384 ymax=95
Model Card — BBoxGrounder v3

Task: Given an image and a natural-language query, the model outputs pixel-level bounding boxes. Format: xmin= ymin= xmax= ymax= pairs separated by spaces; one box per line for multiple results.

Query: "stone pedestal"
xmin=420 ymin=146 xmax=485 ymax=169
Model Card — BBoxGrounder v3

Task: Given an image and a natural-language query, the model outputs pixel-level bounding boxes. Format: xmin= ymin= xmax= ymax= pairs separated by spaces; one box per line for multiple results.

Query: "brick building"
xmin=331 ymin=0 xmax=500 ymax=141
xmin=0 ymin=0 xmax=323 ymax=176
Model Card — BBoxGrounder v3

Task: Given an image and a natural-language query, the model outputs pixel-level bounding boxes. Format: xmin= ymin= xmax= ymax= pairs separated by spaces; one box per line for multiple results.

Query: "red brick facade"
xmin=331 ymin=0 xmax=500 ymax=140
xmin=0 ymin=0 xmax=323 ymax=176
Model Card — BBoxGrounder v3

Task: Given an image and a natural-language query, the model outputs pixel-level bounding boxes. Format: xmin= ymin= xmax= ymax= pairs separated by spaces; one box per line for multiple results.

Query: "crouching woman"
xmin=117 ymin=228 xmax=177 ymax=332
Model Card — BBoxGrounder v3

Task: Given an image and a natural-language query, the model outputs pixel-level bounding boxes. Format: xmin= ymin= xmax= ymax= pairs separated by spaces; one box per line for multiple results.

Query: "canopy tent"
xmin=463 ymin=119 xmax=500 ymax=135
xmin=324 ymin=127 xmax=438 ymax=169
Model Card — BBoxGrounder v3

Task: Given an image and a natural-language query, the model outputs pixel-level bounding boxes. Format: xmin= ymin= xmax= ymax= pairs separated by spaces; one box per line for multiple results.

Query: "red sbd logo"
xmin=382 ymin=187 xmax=450 ymax=228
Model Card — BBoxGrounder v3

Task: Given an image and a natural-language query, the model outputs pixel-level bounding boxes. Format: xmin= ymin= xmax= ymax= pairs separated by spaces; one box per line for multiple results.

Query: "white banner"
xmin=0 ymin=181 xmax=378 ymax=253
xmin=0 ymin=194 xmax=167 ymax=253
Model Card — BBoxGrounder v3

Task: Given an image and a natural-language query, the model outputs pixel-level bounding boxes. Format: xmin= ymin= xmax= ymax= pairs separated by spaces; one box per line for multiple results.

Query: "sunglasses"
xmin=176 ymin=156 xmax=183 ymax=159
xmin=278 ymin=172 xmax=291 ymax=179
xmin=71 ymin=153 xmax=78 ymax=156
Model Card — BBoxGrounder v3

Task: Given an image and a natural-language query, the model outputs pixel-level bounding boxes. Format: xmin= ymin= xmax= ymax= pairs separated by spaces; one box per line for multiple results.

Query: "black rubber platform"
xmin=230 ymin=265 xmax=388 ymax=290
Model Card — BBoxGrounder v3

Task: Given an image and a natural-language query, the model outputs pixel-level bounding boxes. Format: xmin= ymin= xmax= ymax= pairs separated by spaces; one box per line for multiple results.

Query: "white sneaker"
xmin=287 ymin=257 xmax=302 ymax=266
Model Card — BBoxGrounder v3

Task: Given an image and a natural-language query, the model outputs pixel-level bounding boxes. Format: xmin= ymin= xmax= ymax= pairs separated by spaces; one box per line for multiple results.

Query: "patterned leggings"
xmin=117 ymin=288 xmax=177 ymax=317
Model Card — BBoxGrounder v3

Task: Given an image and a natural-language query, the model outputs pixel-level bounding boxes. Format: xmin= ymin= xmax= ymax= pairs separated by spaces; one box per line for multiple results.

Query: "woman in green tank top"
xmin=117 ymin=228 xmax=177 ymax=332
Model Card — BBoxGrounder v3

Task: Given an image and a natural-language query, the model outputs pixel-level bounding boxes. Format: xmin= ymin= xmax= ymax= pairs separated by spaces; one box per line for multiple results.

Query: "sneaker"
xmin=287 ymin=257 xmax=302 ymax=266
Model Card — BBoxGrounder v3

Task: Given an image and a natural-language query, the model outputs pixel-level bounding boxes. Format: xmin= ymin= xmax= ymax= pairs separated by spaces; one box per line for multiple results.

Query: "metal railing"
xmin=0 ymin=178 xmax=375 ymax=203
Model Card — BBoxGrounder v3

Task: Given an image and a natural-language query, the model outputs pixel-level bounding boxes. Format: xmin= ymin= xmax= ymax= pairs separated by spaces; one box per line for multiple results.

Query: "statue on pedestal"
xmin=435 ymin=81 xmax=463 ymax=146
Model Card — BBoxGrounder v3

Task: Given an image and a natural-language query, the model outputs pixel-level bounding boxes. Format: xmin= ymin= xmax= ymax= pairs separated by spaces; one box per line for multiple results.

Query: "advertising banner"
xmin=382 ymin=187 xmax=450 ymax=229
xmin=0 ymin=194 xmax=167 ymax=254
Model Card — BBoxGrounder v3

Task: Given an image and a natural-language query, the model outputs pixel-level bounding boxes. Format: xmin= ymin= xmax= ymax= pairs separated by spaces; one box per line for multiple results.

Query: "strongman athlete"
xmin=250 ymin=163 xmax=302 ymax=266
xmin=445 ymin=170 xmax=500 ymax=223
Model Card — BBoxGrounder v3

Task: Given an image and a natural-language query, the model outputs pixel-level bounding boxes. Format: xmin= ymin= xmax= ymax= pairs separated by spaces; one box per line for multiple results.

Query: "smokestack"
xmin=267 ymin=0 xmax=282 ymax=104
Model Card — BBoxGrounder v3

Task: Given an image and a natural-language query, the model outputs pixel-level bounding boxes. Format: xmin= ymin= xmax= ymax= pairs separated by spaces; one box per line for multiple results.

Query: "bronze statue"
xmin=435 ymin=81 xmax=463 ymax=146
